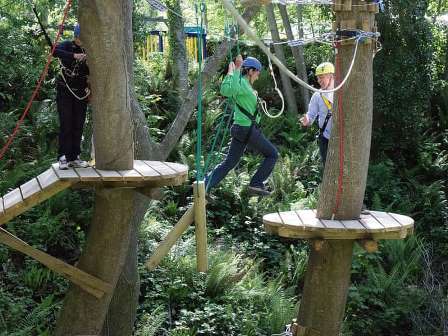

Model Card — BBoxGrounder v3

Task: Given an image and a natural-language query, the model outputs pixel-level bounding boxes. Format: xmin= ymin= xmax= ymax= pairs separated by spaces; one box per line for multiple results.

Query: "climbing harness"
xmin=0 ymin=0 xmax=73 ymax=162
xmin=316 ymin=93 xmax=333 ymax=138
xmin=58 ymin=57 xmax=91 ymax=101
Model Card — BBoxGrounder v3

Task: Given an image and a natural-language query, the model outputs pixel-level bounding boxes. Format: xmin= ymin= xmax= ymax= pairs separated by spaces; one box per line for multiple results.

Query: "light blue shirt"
xmin=306 ymin=91 xmax=333 ymax=140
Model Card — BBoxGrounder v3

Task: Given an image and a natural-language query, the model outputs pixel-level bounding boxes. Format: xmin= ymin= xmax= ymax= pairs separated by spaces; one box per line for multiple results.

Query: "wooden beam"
xmin=194 ymin=181 xmax=208 ymax=272
xmin=145 ymin=205 xmax=195 ymax=270
xmin=356 ymin=239 xmax=378 ymax=253
xmin=0 ymin=228 xmax=112 ymax=298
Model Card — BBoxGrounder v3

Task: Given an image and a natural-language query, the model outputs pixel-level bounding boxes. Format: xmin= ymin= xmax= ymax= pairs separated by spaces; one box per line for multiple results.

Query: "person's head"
xmin=241 ymin=57 xmax=262 ymax=84
xmin=315 ymin=62 xmax=334 ymax=90
xmin=73 ymin=23 xmax=81 ymax=45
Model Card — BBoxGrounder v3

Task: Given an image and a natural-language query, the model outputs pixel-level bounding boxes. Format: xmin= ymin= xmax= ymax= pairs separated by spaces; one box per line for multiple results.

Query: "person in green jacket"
xmin=205 ymin=55 xmax=279 ymax=196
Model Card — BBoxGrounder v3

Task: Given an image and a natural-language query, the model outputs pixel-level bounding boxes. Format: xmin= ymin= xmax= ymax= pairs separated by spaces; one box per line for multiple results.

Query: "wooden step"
xmin=0 ymin=167 xmax=75 ymax=226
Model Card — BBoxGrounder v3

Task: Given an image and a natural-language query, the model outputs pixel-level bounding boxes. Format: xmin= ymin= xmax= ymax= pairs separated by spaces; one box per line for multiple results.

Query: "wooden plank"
xmin=359 ymin=213 xmax=385 ymax=231
xmin=146 ymin=205 xmax=195 ymax=270
xmin=295 ymin=210 xmax=325 ymax=229
xmin=144 ymin=161 xmax=177 ymax=178
xmin=0 ymin=227 xmax=112 ymax=298
xmin=74 ymin=167 xmax=101 ymax=181
xmin=3 ymin=188 xmax=23 ymax=211
xmin=164 ymin=162 xmax=188 ymax=174
xmin=0 ymin=180 xmax=73 ymax=226
xmin=342 ymin=220 xmax=366 ymax=231
xmin=133 ymin=160 xmax=160 ymax=180
xmin=118 ymin=169 xmax=144 ymax=182
xmin=20 ymin=178 xmax=42 ymax=200
xmin=388 ymin=213 xmax=414 ymax=228
xmin=298 ymin=209 xmax=325 ymax=228
xmin=51 ymin=164 xmax=79 ymax=180
xmin=369 ymin=211 xmax=403 ymax=231
xmin=279 ymin=211 xmax=302 ymax=226
xmin=37 ymin=167 xmax=60 ymax=189
xmin=94 ymin=168 xmax=123 ymax=182
xmin=320 ymin=218 xmax=346 ymax=230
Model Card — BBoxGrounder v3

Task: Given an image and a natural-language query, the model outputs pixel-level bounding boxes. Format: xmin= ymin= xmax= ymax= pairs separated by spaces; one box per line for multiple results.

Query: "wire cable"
xmin=221 ymin=0 xmax=362 ymax=94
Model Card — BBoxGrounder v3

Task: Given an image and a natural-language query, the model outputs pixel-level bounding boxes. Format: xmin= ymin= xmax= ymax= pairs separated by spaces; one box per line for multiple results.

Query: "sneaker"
xmin=68 ymin=157 xmax=89 ymax=168
xmin=59 ymin=155 xmax=68 ymax=170
xmin=248 ymin=185 xmax=273 ymax=196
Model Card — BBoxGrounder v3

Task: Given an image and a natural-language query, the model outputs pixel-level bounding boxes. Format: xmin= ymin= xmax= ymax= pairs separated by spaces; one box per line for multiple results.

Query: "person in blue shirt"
xmin=300 ymin=62 xmax=334 ymax=166
xmin=54 ymin=24 xmax=90 ymax=169
xmin=205 ymin=55 xmax=279 ymax=196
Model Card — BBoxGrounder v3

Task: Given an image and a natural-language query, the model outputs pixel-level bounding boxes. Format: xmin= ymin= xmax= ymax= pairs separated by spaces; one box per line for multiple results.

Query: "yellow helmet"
xmin=315 ymin=62 xmax=335 ymax=76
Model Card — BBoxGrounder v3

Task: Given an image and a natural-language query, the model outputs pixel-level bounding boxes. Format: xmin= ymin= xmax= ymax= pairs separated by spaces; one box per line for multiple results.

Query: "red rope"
xmin=332 ymin=42 xmax=345 ymax=217
xmin=0 ymin=0 xmax=73 ymax=161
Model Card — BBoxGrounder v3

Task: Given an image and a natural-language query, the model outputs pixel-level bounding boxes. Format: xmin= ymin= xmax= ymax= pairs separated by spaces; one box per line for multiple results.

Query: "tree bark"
xmin=297 ymin=240 xmax=354 ymax=335
xmin=265 ymin=4 xmax=298 ymax=116
xmin=278 ymin=4 xmax=310 ymax=112
xmin=54 ymin=1 xmax=136 ymax=334
xmin=167 ymin=0 xmax=189 ymax=101
xmin=317 ymin=1 xmax=376 ymax=219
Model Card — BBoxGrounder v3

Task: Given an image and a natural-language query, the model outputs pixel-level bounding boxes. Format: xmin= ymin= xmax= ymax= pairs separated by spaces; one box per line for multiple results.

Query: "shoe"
xmin=59 ymin=155 xmax=68 ymax=170
xmin=68 ymin=157 xmax=89 ymax=168
xmin=248 ymin=185 xmax=273 ymax=196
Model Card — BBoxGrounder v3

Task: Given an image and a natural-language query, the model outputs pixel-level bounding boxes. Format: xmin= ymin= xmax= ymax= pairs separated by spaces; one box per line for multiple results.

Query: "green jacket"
xmin=220 ymin=70 xmax=260 ymax=127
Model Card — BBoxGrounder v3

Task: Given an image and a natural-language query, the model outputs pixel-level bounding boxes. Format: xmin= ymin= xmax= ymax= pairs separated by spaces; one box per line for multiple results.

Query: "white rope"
xmin=59 ymin=67 xmax=90 ymax=101
xmin=259 ymin=56 xmax=284 ymax=118
xmin=221 ymin=0 xmax=362 ymax=94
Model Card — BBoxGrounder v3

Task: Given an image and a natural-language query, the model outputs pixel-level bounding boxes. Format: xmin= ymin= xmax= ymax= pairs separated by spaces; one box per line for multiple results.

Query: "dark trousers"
xmin=319 ymin=135 xmax=329 ymax=167
xmin=56 ymin=85 xmax=87 ymax=161
xmin=205 ymin=124 xmax=278 ymax=191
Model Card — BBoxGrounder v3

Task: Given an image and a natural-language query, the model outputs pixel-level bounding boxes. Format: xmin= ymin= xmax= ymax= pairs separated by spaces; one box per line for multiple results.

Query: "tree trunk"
xmin=278 ymin=4 xmax=309 ymax=112
xmin=297 ymin=240 xmax=354 ymax=335
xmin=54 ymin=0 xmax=135 ymax=334
xmin=167 ymin=0 xmax=189 ymax=101
xmin=265 ymin=4 xmax=298 ymax=116
xmin=317 ymin=1 xmax=376 ymax=220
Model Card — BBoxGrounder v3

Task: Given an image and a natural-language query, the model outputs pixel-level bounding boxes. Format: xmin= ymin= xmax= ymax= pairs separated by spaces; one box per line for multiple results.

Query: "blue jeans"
xmin=205 ymin=124 xmax=278 ymax=191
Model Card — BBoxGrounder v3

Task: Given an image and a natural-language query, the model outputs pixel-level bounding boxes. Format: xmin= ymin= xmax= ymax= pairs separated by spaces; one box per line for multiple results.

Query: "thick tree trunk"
xmin=317 ymin=1 xmax=376 ymax=219
xmin=167 ymin=0 xmax=189 ymax=101
xmin=265 ymin=4 xmax=298 ymax=116
xmin=54 ymin=1 xmax=135 ymax=334
xmin=54 ymin=189 xmax=135 ymax=335
xmin=297 ymin=240 xmax=354 ymax=335
xmin=278 ymin=4 xmax=309 ymax=111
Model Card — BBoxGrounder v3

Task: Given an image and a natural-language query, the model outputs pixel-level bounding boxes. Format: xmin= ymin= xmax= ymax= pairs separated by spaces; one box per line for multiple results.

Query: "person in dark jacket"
xmin=54 ymin=23 xmax=90 ymax=169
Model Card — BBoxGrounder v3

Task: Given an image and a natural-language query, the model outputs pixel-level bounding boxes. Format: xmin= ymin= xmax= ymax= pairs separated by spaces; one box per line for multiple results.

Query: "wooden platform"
xmin=263 ymin=209 xmax=414 ymax=240
xmin=0 ymin=160 xmax=188 ymax=226
xmin=0 ymin=160 xmax=187 ymax=298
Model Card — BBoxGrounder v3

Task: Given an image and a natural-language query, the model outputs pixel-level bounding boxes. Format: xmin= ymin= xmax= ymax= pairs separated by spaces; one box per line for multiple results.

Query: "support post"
xmin=194 ymin=181 xmax=208 ymax=272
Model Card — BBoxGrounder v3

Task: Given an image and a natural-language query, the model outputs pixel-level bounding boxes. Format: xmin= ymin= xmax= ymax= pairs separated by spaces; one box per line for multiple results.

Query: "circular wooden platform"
xmin=263 ymin=209 xmax=414 ymax=240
